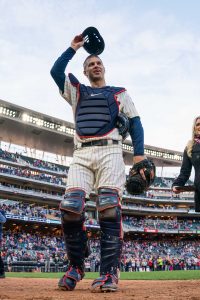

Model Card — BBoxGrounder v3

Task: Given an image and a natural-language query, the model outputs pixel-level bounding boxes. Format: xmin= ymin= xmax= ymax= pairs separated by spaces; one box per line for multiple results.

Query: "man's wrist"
xmin=133 ymin=155 xmax=146 ymax=164
xmin=69 ymin=46 xmax=77 ymax=53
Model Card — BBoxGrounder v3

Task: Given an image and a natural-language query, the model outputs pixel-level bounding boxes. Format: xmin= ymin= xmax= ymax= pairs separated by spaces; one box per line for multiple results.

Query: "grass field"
xmin=5 ymin=270 xmax=200 ymax=280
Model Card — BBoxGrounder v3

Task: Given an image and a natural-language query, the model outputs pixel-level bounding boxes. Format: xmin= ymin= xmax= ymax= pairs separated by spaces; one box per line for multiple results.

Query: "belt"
xmin=76 ymin=139 xmax=119 ymax=149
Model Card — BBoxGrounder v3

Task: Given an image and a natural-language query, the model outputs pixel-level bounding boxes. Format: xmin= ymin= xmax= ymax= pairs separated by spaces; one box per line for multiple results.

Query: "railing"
xmin=4 ymin=261 xmax=65 ymax=273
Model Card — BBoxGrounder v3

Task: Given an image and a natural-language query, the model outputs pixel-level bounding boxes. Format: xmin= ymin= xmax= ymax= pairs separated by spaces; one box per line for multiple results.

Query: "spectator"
xmin=6 ymin=254 xmax=12 ymax=272
xmin=0 ymin=210 xmax=6 ymax=278
xmin=44 ymin=250 xmax=51 ymax=272
xmin=172 ymin=116 xmax=200 ymax=212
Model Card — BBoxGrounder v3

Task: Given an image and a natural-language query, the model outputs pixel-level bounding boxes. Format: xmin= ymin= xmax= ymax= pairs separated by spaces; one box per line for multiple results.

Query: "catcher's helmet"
xmin=82 ymin=27 xmax=105 ymax=55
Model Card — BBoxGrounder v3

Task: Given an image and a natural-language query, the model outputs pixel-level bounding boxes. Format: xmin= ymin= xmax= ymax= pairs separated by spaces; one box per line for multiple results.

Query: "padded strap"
xmin=91 ymin=274 xmax=118 ymax=289
xmin=68 ymin=73 xmax=79 ymax=86
xmin=100 ymin=233 xmax=123 ymax=276
xmin=62 ymin=228 xmax=88 ymax=268
xmin=92 ymin=275 xmax=110 ymax=287
xmin=63 ymin=266 xmax=83 ymax=283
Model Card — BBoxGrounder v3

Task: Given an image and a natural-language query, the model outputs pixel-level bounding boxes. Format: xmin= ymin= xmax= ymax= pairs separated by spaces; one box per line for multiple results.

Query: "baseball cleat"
xmin=91 ymin=274 xmax=118 ymax=293
xmin=58 ymin=266 xmax=84 ymax=291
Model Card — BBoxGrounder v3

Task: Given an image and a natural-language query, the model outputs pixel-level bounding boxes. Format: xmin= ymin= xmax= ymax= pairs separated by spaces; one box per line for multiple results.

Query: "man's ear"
xmin=83 ymin=70 xmax=87 ymax=77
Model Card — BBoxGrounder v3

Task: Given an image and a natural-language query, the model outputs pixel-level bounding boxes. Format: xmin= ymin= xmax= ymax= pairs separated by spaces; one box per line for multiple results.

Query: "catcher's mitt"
xmin=126 ymin=159 xmax=155 ymax=195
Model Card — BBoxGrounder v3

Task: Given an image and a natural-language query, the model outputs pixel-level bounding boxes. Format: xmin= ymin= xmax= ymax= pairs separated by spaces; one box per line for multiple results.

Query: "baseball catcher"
xmin=126 ymin=159 xmax=156 ymax=195
xmin=51 ymin=28 xmax=146 ymax=293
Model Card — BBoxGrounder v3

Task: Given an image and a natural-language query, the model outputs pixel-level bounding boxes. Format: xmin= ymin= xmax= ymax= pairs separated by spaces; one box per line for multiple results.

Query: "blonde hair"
xmin=186 ymin=116 xmax=200 ymax=157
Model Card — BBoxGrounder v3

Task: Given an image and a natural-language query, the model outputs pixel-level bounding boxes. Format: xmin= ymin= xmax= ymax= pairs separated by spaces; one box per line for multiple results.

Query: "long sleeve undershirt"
xmin=129 ymin=117 xmax=144 ymax=156
xmin=50 ymin=47 xmax=76 ymax=93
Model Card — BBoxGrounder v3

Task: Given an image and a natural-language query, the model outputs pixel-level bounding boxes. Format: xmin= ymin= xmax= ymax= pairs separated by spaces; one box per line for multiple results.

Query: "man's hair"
xmin=83 ymin=54 xmax=102 ymax=70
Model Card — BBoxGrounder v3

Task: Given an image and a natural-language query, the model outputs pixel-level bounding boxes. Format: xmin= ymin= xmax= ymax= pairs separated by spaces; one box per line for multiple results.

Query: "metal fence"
xmin=4 ymin=261 xmax=66 ymax=273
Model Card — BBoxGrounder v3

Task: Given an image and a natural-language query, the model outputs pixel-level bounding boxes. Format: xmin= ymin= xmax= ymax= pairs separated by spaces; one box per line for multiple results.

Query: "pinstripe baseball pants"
xmin=66 ymin=144 xmax=126 ymax=198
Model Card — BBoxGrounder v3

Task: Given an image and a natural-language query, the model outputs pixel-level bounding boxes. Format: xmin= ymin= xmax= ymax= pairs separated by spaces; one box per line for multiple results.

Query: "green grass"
xmin=5 ymin=270 xmax=200 ymax=280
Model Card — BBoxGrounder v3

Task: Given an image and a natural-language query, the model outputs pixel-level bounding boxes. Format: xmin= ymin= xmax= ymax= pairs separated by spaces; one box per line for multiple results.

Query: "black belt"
xmin=77 ymin=139 xmax=119 ymax=148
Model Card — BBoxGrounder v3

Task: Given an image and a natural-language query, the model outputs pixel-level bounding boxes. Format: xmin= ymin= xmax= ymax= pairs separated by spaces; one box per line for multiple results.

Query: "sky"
xmin=0 ymin=0 xmax=200 ymax=156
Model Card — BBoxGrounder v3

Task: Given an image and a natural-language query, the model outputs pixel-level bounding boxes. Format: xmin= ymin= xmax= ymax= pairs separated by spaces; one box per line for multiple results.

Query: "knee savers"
xmin=60 ymin=189 xmax=85 ymax=224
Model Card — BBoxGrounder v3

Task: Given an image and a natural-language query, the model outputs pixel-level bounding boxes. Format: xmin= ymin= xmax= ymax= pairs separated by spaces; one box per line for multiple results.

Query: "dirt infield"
xmin=0 ymin=278 xmax=200 ymax=300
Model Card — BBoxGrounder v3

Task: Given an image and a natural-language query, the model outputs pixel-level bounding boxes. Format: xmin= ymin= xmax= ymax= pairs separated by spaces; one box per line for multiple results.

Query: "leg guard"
xmin=91 ymin=188 xmax=123 ymax=292
xmin=59 ymin=189 xmax=87 ymax=291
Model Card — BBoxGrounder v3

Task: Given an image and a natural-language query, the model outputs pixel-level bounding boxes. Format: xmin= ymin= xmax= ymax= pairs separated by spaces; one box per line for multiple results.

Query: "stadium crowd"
xmin=1 ymin=201 xmax=200 ymax=230
xmin=0 ymin=148 xmax=68 ymax=174
xmin=1 ymin=148 xmax=194 ymax=197
xmin=0 ymin=165 xmax=65 ymax=186
xmin=0 ymin=182 xmax=63 ymax=197
xmin=1 ymin=231 xmax=200 ymax=272
xmin=0 ymin=202 xmax=61 ymax=220
xmin=123 ymin=216 xmax=200 ymax=230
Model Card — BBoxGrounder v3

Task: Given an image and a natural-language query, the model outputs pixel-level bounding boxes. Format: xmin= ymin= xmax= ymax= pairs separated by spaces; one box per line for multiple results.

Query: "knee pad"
xmin=60 ymin=189 xmax=85 ymax=224
xmin=97 ymin=188 xmax=121 ymax=221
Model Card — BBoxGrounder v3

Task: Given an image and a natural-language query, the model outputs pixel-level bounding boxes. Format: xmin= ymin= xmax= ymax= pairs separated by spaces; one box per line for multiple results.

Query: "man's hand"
xmin=172 ymin=186 xmax=181 ymax=194
xmin=133 ymin=156 xmax=147 ymax=180
xmin=71 ymin=35 xmax=84 ymax=51
xmin=172 ymin=186 xmax=195 ymax=194
xmin=126 ymin=158 xmax=156 ymax=195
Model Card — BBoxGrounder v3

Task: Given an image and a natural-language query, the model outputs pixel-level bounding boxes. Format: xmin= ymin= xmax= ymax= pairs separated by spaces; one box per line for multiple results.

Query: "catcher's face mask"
xmin=82 ymin=27 xmax=105 ymax=55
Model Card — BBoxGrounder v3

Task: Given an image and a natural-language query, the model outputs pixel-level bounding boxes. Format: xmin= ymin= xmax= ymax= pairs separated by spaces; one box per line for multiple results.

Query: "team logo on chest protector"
xmin=75 ymin=85 xmax=125 ymax=138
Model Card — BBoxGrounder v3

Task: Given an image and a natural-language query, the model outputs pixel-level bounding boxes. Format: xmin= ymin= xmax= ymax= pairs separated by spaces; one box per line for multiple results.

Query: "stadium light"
xmin=0 ymin=106 xmax=18 ymax=118
xmin=22 ymin=113 xmax=29 ymax=122
xmin=57 ymin=125 xmax=66 ymax=132
xmin=36 ymin=118 xmax=44 ymax=127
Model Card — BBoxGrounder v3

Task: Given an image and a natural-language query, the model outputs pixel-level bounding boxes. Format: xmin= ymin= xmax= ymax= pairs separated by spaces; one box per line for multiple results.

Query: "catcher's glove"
xmin=126 ymin=159 xmax=156 ymax=195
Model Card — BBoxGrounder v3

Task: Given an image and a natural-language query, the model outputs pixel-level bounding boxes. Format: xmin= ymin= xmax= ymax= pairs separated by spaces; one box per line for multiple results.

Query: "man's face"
xmin=84 ymin=56 xmax=105 ymax=82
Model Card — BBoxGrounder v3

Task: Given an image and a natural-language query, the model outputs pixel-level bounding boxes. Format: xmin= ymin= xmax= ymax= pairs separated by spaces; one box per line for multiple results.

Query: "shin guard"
xmin=97 ymin=188 xmax=123 ymax=277
xmin=60 ymin=189 xmax=88 ymax=271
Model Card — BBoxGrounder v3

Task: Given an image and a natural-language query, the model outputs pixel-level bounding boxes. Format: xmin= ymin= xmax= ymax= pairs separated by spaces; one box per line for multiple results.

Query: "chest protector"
xmin=69 ymin=74 xmax=125 ymax=138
